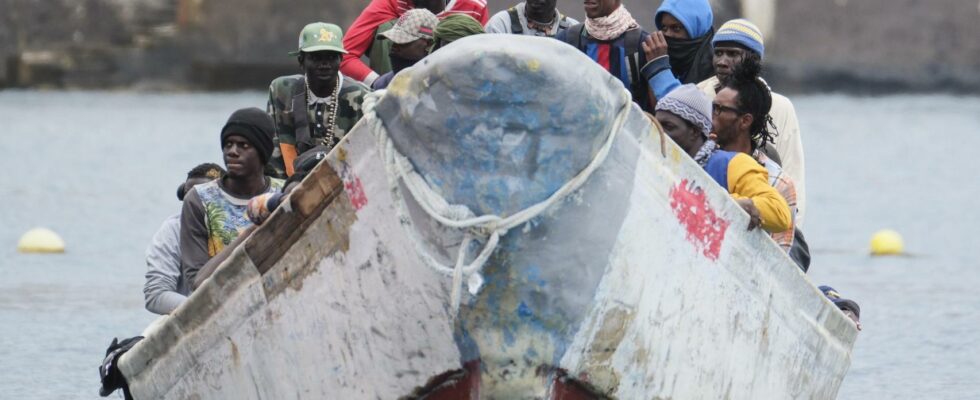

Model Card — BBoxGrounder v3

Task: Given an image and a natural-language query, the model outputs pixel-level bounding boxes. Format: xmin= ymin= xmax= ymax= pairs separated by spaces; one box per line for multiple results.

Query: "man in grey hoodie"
xmin=143 ymin=163 xmax=224 ymax=315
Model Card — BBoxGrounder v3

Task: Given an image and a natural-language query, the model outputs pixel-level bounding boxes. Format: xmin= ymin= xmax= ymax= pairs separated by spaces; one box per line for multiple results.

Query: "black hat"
xmin=220 ymin=108 xmax=275 ymax=164
xmin=819 ymin=285 xmax=861 ymax=319
xmin=293 ymin=145 xmax=330 ymax=175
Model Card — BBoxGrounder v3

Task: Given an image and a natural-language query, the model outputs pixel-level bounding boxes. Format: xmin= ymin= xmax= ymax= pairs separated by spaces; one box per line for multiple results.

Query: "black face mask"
xmin=389 ymin=53 xmax=418 ymax=74
xmin=665 ymin=28 xmax=716 ymax=84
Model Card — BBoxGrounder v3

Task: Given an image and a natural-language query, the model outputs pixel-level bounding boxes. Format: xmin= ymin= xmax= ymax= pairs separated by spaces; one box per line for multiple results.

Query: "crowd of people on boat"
xmin=142 ymin=0 xmax=861 ymax=327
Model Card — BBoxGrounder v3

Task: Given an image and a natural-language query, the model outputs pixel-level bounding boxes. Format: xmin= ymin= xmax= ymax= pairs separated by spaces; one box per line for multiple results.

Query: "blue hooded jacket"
xmin=655 ymin=0 xmax=714 ymax=39
xmin=643 ymin=0 xmax=716 ymax=95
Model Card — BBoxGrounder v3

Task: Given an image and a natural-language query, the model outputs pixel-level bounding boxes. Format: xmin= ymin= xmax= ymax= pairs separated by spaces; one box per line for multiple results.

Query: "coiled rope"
xmin=361 ymin=87 xmax=631 ymax=317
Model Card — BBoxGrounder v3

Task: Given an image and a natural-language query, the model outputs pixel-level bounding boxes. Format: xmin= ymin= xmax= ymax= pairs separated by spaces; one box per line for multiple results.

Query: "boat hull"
xmin=119 ymin=36 xmax=856 ymax=399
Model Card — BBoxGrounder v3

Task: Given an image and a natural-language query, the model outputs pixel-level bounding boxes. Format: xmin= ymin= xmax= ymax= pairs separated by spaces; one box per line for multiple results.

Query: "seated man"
xmin=820 ymin=285 xmax=861 ymax=331
xmin=372 ymin=9 xmax=440 ymax=90
xmin=485 ymin=0 xmax=578 ymax=37
xmin=180 ymin=108 xmax=284 ymax=288
xmin=341 ymin=0 xmax=489 ymax=87
xmin=556 ymin=0 xmax=653 ymax=111
xmin=654 ymin=83 xmax=790 ymax=234
xmin=428 ymin=14 xmax=485 ymax=53
xmin=645 ymin=18 xmax=807 ymax=226
xmin=651 ymin=0 xmax=715 ymax=84
xmin=192 ymin=146 xmax=329 ymax=290
xmin=267 ymin=22 xmax=370 ymax=178
xmin=143 ymin=163 xmax=224 ymax=315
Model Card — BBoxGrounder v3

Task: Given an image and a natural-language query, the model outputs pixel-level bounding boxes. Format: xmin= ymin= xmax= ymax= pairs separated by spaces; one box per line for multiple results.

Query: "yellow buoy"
xmin=17 ymin=228 xmax=66 ymax=254
xmin=870 ymin=229 xmax=903 ymax=256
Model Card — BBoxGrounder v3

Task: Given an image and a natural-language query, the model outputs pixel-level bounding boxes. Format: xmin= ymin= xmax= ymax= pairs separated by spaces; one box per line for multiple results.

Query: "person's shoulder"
xmin=696 ymin=76 xmax=719 ymax=93
xmin=191 ymin=179 xmax=223 ymax=202
xmin=708 ymin=149 xmax=738 ymax=165
xmin=770 ymin=91 xmax=795 ymax=109
xmin=270 ymin=75 xmax=304 ymax=96
xmin=443 ymin=0 xmax=490 ymax=20
xmin=342 ymin=76 xmax=371 ymax=94
xmin=556 ymin=23 xmax=583 ymax=41
xmin=450 ymin=0 xmax=489 ymax=10
xmin=154 ymin=213 xmax=182 ymax=238
xmin=731 ymin=151 xmax=758 ymax=163
xmin=487 ymin=8 xmax=510 ymax=22
xmin=164 ymin=213 xmax=181 ymax=228
xmin=729 ymin=152 xmax=767 ymax=173
xmin=341 ymin=76 xmax=371 ymax=105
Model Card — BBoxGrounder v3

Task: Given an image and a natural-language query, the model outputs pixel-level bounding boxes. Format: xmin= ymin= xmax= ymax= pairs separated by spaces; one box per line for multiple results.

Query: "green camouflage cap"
xmin=289 ymin=22 xmax=347 ymax=56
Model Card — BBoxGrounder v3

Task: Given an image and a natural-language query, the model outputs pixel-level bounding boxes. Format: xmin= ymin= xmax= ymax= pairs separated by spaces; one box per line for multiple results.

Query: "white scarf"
xmin=584 ymin=5 xmax=638 ymax=41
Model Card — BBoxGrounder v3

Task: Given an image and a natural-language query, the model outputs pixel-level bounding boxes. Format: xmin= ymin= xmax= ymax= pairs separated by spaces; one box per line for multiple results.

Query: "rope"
xmin=361 ymin=88 xmax=632 ymax=316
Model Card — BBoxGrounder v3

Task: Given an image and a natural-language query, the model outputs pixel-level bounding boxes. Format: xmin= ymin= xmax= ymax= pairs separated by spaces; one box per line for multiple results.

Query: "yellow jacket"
xmin=705 ymin=151 xmax=793 ymax=233
xmin=697 ymin=76 xmax=807 ymax=227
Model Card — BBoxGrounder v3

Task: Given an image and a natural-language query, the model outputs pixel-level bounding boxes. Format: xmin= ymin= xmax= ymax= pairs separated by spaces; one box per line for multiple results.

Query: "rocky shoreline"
xmin=2 ymin=0 xmax=978 ymax=94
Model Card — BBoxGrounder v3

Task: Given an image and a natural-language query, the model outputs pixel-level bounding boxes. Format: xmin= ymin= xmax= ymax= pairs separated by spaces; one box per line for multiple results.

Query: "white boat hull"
xmin=119 ymin=36 xmax=856 ymax=399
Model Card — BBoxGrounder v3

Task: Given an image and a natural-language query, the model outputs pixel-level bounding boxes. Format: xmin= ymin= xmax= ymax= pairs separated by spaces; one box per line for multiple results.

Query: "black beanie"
xmin=220 ymin=107 xmax=275 ymax=164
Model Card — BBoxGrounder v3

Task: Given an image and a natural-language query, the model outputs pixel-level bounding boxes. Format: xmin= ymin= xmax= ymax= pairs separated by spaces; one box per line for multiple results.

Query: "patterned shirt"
xmin=756 ymin=151 xmax=798 ymax=251
xmin=266 ymin=74 xmax=369 ymax=178
xmin=179 ymin=177 xmax=284 ymax=286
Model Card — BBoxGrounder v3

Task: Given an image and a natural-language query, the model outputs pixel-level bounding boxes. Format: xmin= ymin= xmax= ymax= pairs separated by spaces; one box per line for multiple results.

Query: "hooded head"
xmin=429 ymin=14 xmax=485 ymax=53
xmin=655 ymin=0 xmax=714 ymax=39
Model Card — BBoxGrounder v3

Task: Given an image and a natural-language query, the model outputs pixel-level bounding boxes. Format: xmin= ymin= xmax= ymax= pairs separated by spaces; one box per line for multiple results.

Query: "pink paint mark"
xmin=669 ymin=179 xmax=729 ymax=261
xmin=342 ymin=166 xmax=368 ymax=211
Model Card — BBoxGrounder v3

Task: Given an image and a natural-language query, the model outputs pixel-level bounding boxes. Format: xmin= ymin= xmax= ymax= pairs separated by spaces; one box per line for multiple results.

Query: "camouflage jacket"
xmin=266 ymin=74 xmax=369 ymax=178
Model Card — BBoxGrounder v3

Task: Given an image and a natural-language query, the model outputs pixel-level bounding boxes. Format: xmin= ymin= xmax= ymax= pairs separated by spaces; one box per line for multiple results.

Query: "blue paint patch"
xmin=378 ymin=38 xmax=630 ymax=370
xmin=517 ymin=301 xmax=533 ymax=318
xmin=524 ymin=265 xmax=548 ymax=288
xmin=453 ymin=322 xmax=482 ymax=363
xmin=524 ymin=347 xmax=539 ymax=360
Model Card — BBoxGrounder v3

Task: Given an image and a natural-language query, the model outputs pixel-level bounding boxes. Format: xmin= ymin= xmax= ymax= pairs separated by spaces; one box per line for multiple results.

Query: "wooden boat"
xmin=118 ymin=36 xmax=857 ymax=399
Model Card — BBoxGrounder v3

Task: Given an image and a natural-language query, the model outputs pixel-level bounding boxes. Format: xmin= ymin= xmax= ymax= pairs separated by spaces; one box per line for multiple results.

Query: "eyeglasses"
xmin=712 ymin=102 xmax=744 ymax=116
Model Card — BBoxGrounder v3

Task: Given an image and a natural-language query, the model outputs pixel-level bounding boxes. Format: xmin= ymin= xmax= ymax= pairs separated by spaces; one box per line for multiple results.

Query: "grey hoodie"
xmin=143 ymin=213 xmax=189 ymax=315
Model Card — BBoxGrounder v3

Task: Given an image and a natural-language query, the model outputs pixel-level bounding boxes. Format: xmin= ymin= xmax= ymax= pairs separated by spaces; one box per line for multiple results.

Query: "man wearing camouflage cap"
xmin=371 ymin=9 xmax=440 ymax=90
xmin=266 ymin=22 xmax=370 ymax=178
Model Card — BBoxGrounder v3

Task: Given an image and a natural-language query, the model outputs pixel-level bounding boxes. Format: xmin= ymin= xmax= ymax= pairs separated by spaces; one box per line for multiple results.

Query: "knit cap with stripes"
xmin=712 ymin=18 xmax=764 ymax=58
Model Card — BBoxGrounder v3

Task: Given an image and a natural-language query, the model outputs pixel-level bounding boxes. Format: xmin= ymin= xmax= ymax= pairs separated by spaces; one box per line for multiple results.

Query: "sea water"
xmin=0 ymin=91 xmax=977 ymax=399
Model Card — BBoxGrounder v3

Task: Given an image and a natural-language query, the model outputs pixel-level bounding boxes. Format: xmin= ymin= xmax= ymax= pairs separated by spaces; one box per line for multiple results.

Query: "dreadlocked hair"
xmin=723 ymin=56 xmax=777 ymax=151
xmin=186 ymin=163 xmax=225 ymax=180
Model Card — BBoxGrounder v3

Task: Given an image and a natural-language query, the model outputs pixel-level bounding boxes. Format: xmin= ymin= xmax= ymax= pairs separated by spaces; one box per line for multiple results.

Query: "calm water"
xmin=0 ymin=91 xmax=977 ymax=399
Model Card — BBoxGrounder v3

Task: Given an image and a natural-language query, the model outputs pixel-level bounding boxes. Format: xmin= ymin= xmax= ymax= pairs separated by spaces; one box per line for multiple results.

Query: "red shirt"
xmin=341 ymin=0 xmax=489 ymax=83
xmin=439 ymin=0 xmax=489 ymax=24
